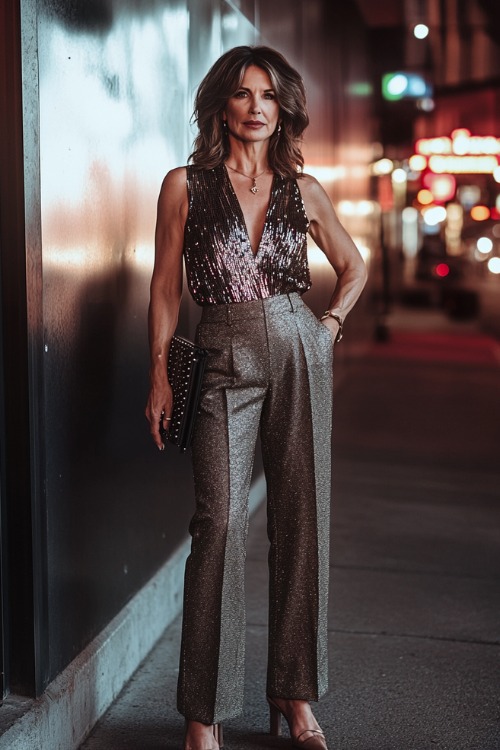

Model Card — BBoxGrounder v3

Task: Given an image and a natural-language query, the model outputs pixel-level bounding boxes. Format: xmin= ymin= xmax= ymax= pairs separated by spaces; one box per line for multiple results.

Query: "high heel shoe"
xmin=267 ymin=696 xmax=328 ymax=749
xmin=213 ymin=723 xmax=224 ymax=748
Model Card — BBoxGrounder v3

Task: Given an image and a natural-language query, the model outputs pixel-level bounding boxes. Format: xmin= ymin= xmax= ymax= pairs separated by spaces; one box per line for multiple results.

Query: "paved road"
xmin=81 ymin=310 xmax=500 ymax=750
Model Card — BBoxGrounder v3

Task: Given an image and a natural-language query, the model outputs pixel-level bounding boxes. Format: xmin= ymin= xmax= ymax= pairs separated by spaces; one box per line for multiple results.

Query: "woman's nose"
xmin=249 ymin=97 xmax=261 ymax=114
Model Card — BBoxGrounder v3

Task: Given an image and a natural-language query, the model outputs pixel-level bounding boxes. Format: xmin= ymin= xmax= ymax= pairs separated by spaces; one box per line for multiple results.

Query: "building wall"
xmin=6 ymin=0 xmax=374 ymax=693
xmin=412 ymin=0 xmax=500 ymax=136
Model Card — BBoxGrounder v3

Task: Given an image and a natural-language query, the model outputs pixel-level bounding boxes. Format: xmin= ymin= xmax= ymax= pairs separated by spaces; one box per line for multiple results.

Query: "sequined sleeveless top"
xmin=183 ymin=164 xmax=311 ymax=305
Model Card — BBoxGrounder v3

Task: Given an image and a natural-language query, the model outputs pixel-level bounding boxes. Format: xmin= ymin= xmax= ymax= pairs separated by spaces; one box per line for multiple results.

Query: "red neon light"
xmin=423 ymin=173 xmax=456 ymax=202
xmin=435 ymin=263 xmax=450 ymax=278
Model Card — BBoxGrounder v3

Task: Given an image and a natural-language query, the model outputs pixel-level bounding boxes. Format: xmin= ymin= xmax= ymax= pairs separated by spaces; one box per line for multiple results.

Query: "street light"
xmin=413 ymin=24 xmax=429 ymax=39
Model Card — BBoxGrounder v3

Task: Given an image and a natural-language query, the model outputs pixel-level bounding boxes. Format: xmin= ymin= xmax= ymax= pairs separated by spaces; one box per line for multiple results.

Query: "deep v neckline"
xmin=223 ymin=164 xmax=276 ymax=258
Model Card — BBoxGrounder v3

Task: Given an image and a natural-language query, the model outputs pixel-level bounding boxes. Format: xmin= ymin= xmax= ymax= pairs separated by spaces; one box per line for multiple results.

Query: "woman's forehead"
xmin=240 ymin=65 xmax=274 ymax=89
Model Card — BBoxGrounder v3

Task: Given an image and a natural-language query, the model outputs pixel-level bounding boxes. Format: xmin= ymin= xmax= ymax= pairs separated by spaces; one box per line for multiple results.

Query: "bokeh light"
xmin=470 ymin=205 xmax=490 ymax=221
xmin=423 ymin=173 xmax=456 ymax=201
xmin=417 ymin=189 xmax=434 ymax=205
xmin=477 ymin=237 xmax=493 ymax=254
xmin=371 ymin=158 xmax=394 ymax=175
xmin=435 ymin=263 xmax=450 ymax=277
xmin=392 ymin=168 xmax=407 ymax=184
xmin=409 ymin=154 xmax=427 ymax=171
xmin=414 ymin=24 xmax=429 ymax=39
xmin=423 ymin=205 xmax=447 ymax=225
xmin=487 ymin=257 xmax=500 ymax=274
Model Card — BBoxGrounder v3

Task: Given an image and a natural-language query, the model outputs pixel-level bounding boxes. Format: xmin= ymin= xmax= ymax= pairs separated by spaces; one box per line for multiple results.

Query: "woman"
xmin=146 ymin=46 xmax=367 ymax=750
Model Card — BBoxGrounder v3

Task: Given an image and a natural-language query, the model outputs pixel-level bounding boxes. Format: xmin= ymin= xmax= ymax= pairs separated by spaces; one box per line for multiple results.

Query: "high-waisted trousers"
xmin=177 ymin=292 xmax=334 ymax=724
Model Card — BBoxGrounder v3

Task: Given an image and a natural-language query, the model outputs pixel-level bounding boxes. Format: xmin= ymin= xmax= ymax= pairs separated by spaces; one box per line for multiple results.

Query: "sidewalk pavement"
xmin=80 ymin=309 xmax=500 ymax=750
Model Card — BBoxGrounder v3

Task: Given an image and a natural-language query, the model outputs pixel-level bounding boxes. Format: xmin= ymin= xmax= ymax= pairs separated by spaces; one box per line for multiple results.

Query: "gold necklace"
xmin=225 ymin=163 xmax=269 ymax=194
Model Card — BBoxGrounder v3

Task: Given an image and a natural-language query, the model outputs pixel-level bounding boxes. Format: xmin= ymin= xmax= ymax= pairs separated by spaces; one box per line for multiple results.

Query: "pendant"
xmin=250 ymin=179 xmax=258 ymax=194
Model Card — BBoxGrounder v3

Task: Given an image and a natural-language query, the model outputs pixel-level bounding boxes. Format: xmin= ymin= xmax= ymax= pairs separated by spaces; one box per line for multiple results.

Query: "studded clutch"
xmin=163 ymin=335 xmax=208 ymax=452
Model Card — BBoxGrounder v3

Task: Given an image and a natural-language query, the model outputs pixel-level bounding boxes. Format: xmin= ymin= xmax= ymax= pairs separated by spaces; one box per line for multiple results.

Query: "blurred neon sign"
xmin=412 ymin=129 xmax=500 ymax=174
xmin=416 ymin=129 xmax=500 ymax=156
xmin=428 ymin=155 xmax=498 ymax=174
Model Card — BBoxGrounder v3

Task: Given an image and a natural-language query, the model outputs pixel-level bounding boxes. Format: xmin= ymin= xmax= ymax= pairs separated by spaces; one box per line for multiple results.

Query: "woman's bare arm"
xmin=298 ymin=174 xmax=368 ymax=340
xmin=145 ymin=167 xmax=188 ymax=449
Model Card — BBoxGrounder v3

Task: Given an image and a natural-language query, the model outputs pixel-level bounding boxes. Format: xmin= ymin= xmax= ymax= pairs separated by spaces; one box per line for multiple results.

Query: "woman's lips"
xmin=244 ymin=121 xmax=265 ymax=128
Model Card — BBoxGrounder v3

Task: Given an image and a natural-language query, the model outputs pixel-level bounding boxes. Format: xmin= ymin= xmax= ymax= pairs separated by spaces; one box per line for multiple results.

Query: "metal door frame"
xmin=0 ymin=0 xmax=48 ymax=698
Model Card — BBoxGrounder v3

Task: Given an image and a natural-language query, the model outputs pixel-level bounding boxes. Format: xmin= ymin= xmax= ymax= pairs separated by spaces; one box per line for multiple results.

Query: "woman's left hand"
xmin=321 ymin=317 xmax=340 ymax=343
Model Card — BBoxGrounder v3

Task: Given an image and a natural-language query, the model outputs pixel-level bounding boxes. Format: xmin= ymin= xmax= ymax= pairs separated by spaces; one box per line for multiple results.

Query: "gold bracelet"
xmin=319 ymin=311 xmax=344 ymax=342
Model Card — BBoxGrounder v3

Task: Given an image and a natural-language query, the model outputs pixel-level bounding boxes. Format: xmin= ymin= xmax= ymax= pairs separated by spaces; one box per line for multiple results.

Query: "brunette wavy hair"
xmin=189 ymin=46 xmax=309 ymax=179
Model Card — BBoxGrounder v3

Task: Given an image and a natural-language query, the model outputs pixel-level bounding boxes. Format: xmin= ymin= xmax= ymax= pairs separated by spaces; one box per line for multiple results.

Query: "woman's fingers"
xmin=146 ymin=387 xmax=173 ymax=450
xmin=147 ymin=406 xmax=165 ymax=450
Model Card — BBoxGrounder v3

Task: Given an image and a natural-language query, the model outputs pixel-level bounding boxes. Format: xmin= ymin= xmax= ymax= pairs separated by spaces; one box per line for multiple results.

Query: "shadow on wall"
xmin=42 ymin=0 xmax=115 ymax=31
xmin=43 ymin=257 xmax=198 ymax=675
xmin=42 ymin=0 xmax=195 ymax=31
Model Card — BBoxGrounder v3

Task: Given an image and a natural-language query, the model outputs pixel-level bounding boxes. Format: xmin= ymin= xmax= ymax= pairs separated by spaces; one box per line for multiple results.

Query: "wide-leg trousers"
xmin=177 ymin=292 xmax=334 ymax=724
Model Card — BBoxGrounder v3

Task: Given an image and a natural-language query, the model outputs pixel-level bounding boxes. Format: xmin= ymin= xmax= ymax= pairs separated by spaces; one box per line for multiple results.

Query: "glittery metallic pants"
xmin=177 ymin=292 xmax=333 ymax=724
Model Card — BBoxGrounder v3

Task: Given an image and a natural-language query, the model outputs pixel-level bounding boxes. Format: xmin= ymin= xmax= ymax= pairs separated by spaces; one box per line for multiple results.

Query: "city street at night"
xmin=2 ymin=1 xmax=500 ymax=748
xmin=80 ymin=307 xmax=500 ymax=750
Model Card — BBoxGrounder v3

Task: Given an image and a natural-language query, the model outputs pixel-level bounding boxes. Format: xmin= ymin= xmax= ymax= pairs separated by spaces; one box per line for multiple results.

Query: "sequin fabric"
xmin=183 ymin=164 xmax=311 ymax=304
xmin=177 ymin=293 xmax=333 ymax=724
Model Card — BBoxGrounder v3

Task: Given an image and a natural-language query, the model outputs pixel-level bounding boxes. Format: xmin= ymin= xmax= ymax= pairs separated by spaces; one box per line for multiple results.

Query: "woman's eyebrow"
xmin=236 ymin=86 xmax=276 ymax=93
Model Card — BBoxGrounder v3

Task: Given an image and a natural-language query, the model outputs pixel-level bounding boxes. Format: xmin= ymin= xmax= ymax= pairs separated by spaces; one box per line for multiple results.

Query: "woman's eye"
xmin=264 ymin=93 xmax=276 ymax=99
xmin=234 ymin=91 xmax=247 ymax=98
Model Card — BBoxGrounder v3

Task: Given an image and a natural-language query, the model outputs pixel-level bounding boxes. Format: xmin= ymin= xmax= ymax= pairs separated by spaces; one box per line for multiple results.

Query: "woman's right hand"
xmin=145 ymin=374 xmax=174 ymax=451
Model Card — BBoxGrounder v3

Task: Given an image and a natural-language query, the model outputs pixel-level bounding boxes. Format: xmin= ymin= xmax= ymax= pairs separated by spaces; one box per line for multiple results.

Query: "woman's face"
xmin=223 ymin=65 xmax=280 ymax=144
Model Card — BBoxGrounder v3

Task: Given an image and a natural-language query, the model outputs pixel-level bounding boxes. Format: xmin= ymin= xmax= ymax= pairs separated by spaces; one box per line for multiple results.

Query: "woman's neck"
xmin=225 ymin=138 xmax=270 ymax=174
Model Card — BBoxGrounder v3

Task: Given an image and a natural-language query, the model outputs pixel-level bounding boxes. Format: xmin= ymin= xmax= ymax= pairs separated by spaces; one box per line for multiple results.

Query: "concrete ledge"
xmin=0 ymin=474 xmax=267 ymax=750
xmin=0 ymin=541 xmax=189 ymax=750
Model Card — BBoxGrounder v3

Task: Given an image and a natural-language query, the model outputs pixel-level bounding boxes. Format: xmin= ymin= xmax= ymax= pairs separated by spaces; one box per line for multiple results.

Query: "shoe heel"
xmin=213 ymin=723 xmax=224 ymax=748
xmin=269 ymin=702 xmax=282 ymax=737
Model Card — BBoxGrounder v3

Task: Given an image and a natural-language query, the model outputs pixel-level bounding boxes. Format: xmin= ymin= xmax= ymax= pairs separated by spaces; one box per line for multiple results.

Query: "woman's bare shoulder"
xmin=296 ymin=172 xmax=332 ymax=217
xmin=157 ymin=166 xmax=188 ymax=214
xmin=297 ymin=172 xmax=325 ymax=196
xmin=160 ymin=166 xmax=188 ymax=193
